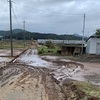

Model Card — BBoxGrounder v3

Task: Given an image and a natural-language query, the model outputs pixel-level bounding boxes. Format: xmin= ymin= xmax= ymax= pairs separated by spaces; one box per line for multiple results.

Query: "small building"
xmin=61 ymin=44 xmax=86 ymax=55
xmin=38 ymin=39 xmax=86 ymax=55
xmin=37 ymin=39 xmax=85 ymax=45
xmin=86 ymin=34 xmax=100 ymax=55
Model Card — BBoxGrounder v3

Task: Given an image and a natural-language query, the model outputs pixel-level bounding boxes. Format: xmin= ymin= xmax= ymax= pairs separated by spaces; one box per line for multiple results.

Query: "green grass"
xmin=75 ymin=82 xmax=100 ymax=98
xmin=38 ymin=45 xmax=58 ymax=55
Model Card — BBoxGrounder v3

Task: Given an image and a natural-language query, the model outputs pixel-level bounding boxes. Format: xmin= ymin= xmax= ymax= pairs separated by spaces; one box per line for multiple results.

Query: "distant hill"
xmin=12 ymin=29 xmax=27 ymax=34
xmin=0 ymin=29 xmax=27 ymax=36
xmin=0 ymin=30 xmax=10 ymax=36
xmin=73 ymin=33 xmax=82 ymax=37
xmin=1 ymin=29 xmax=83 ymax=40
xmin=73 ymin=33 xmax=88 ymax=38
xmin=30 ymin=32 xmax=83 ymax=40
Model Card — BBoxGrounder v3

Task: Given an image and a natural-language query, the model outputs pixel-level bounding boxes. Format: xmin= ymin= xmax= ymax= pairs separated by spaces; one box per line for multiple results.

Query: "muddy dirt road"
xmin=0 ymin=46 xmax=100 ymax=100
xmin=0 ymin=64 xmax=66 ymax=100
xmin=13 ymin=47 xmax=100 ymax=86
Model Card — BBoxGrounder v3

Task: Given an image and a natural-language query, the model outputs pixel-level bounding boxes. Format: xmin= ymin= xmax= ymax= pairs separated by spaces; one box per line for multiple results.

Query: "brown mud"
xmin=0 ymin=46 xmax=100 ymax=100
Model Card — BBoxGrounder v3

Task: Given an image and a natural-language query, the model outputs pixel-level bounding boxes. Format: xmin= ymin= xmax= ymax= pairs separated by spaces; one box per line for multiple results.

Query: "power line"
xmin=12 ymin=5 xmax=22 ymax=27
xmin=12 ymin=3 xmax=24 ymax=21
xmin=1 ymin=0 xmax=6 ymax=3
xmin=0 ymin=2 xmax=8 ymax=21
xmin=24 ymin=6 xmax=83 ymax=16
xmin=14 ymin=4 xmax=83 ymax=17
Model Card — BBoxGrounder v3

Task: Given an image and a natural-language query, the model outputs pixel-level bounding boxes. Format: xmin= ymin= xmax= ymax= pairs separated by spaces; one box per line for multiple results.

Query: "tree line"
xmin=4 ymin=32 xmax=83 ymax=40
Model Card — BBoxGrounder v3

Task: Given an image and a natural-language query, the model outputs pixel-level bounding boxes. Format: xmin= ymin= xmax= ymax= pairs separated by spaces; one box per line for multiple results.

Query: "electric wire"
xmin=12 ymin=5 xmax=22 ymax=29
xmin=24 ymin=5 xmax=83 ymax=16
xmin=13 ymin=3 xmax=24 ymax=21
xmin=1 ymin=0 xmax=88 ymax=34
xmin=1 ymin=0 xmax=6 ymax=3
xmin=0 ymin=1 xmax=9 ymax=25
xmin=14 ymin=4 xmax=83 ymax=17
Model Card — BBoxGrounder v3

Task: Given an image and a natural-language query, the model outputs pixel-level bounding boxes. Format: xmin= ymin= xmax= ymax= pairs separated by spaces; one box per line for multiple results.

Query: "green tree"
xmin=45 ymin=41 xmax=54 ymax=49
xmin=96 ymin=29 xmax=100 ymax=36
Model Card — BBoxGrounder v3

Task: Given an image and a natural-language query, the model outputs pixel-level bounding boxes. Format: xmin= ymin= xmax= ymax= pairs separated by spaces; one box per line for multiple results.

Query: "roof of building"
xmin=86 ymin=33 xmax=100 ymax=41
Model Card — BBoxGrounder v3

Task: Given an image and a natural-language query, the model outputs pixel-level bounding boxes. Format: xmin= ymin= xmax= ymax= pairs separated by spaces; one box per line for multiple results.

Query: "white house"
xmin=86 ymin=35 xmax=100 ymax=55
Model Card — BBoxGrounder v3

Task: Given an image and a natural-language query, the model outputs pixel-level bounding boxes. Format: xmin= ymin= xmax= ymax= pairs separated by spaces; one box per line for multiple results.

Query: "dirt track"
xmin=0 ymin=45 xmax=100 ymax=100
xmin=0 ymin=64 xmax=66 ymax=100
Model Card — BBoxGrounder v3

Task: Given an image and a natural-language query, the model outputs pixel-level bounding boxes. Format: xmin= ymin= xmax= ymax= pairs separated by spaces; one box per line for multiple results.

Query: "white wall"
xmin=86 ymin=38 xmax=100 ymax=54
xmin=86 ymin=40 xmax=90 ymax=53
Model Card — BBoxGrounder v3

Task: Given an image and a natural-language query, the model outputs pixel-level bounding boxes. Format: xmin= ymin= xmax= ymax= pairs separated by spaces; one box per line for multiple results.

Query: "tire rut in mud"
xmin=0 ymin=64 xmax=66 ymax=100
xmin=0 ymin=64 xmax=99 ymax=100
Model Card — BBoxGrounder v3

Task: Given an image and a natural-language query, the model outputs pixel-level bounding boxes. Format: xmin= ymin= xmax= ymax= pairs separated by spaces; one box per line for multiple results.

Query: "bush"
xmin=45 ymin=41 xmax=54 ymax=49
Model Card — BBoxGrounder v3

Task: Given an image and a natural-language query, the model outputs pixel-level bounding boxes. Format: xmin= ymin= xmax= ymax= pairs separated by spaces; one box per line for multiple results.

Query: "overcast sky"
xmin=0 ymin=0 xmax=100 ymax=36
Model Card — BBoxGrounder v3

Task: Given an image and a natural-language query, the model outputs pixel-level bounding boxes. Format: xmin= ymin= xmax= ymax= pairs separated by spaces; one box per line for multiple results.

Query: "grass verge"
xmin=38 ymin=45 xmax=58 ymax=55
xmin=75 ymin=82 xmax=100 ymax=98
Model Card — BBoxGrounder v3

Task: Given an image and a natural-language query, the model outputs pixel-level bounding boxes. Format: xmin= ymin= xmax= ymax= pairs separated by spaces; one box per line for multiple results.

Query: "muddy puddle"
xmin=42 ymin=56 xmax=100 ymax=86
xmin=12 ymin=48 xmax=100 ymax=86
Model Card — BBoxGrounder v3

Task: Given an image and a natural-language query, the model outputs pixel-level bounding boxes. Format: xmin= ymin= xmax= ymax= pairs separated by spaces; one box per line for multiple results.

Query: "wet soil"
xmin=0 ymin=46 xmax=100 ymax=100
xmin=63 ymin=54 xmax=100 ymax=63
xmin=1 ymin=63 xmax=99 ymax=100
xmin=0 ymin=64 xmax=65 ymax=100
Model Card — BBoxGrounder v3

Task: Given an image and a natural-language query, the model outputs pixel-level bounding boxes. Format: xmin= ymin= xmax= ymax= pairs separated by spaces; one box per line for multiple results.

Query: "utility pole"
xmin=8 ymin=0 xmax=13 ymax=57
xmin=23 ymin=20 xmax=26 ymax=48
xmin=81 ymin=13 xmax=85 ymax=55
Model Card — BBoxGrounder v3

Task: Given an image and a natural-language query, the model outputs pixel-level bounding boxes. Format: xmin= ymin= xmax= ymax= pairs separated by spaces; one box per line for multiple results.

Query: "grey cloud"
xmin=0 ymin=0 xmax=100 ymax=35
